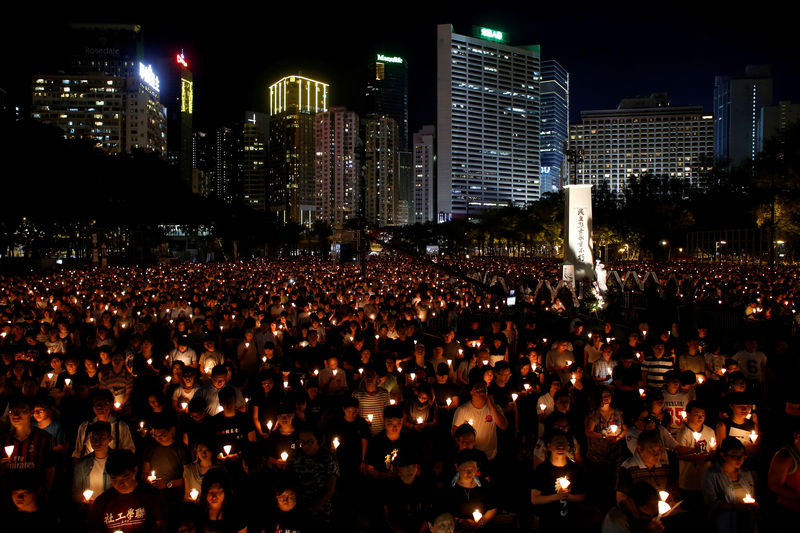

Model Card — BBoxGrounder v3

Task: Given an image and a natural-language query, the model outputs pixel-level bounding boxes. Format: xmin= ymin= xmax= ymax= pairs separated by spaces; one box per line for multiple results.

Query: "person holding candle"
xmin=584 ymin=386 xmax=626 ymax=504
xmin=601 ymin=481 xmax=664 ymax=533
xmin=2 ymin=395 xmax=55 ymax=494
xmin=451 ymin=379 xmax=508 ymax=462
xmin=676 ymin=402 xmax=717 ymax=512
xmin=531 ymin=430 xmax=586 ymax=532
xmin=616 ymin=429 xmax=675 ymax=511
xmin=443 ymin=449 xmax=497 ymax=531
xmin=353 ymin=367 xmax=391 ymax=436
xmin=702 ymin=437 xmax=758 ymax=533
xmin=72 ymin=389 xmax=135 ymax=459
xmin=87 ymin=449 xmax=167 ymax=533
xmin=72 ymin=421 xmax=114 ymax=503
xmin=170 ymin=366 xmax=199 ymax=413
xmin=715 ymin=392 xmax=759 ymax=463
xmin=264 ymin=401 xmax=300 ymax=470
xmin=286 ymin=428 xmax=339 ymax=526
xmin=141 ymin=415 xmax=189 ymax=505
xmin=182 ymin=440 xmax=221 ymax=503
xmin=211 ymin=385 xmax=255 ymax=462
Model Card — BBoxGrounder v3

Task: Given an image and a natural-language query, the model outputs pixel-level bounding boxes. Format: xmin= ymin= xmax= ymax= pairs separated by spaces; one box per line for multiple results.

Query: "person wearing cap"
xmin=166 ymin=335 xmax=198 ymax=368
xmin=451 ymin=378 xmax=508 ymax=461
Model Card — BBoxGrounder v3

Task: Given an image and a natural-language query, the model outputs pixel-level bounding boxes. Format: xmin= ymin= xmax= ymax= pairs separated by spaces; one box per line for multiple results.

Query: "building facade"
xmin=540 ymin=59 xmax=569 ymax=193
xmin=268 ymin=75 xmax=329 ymax=224
xmin=243 ymin=111 xmax=268 ymax=210
xmin=757 ymin=100 xmax=800 ymax=152
xmin=31 ymin=70 xmax=166 ymax=157
xmin=314 ymin=107 xmax=360 ymax=227
xmin=713 ymin=65 xmax=773 ymax=167
xmin=568 ymin=94 xmax=714 ymax=197
xmin=365 ymin=54 xmax=409 ymax=151
xmin=412 ymin=125 xmax=436 ymax=224
xmin=364 ymin=115 xmax=399 ymax=226
xmin=159 ymin=51 xmax=193 ymax=187
xmin=436 ymin=24 xmax=541 ymax=220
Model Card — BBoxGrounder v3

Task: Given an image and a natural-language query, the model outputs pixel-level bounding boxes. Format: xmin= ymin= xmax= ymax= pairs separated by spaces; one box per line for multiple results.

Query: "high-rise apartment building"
xmin=213 ymin=127 xmax=240 ymax=203
xmin=268 ymin=75 xmax=328 ymax=224
xmin=540 ymin=59 xmax=569 ymax=193
xmin=192 ymin=131 xmax=212 ymax=196
xmin=243 ymin=111 xmax=268 ymax=210
xmin=568 ymin=94 xmax=714 ymax=196
xmin=396 ymin=152 xmax=413 ymax=225
xmin=365 ymin=54 xmax=409 ymax=150
xmin=159 ymin=51 xmax=193 ymax=186
xmin=412 ymin=125 xmax=435 ymax=224
xmin=714 ymin=65 xmax=773 ymax=166
xmin=364 ymin=115 xmax=399 ymax=226
xmin=31 ymin=69 xmax=167 ymax=157
xmin=314 ymin=107 xmax=360 ymax=227
xmin=436 ymin=24 xmax=541 ymax=220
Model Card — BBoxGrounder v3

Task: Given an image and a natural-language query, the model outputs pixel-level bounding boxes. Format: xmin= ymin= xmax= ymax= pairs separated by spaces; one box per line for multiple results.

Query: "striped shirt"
xmin=641 ymin=355 xmax=675 ymax=390
xmin=353 ymin=388 xmax=390 ymax=436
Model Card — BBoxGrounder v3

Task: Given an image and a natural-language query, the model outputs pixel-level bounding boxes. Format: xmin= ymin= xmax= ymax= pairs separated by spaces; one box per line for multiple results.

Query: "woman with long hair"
xmin=702 ymin=437 xmax=758 ymax=533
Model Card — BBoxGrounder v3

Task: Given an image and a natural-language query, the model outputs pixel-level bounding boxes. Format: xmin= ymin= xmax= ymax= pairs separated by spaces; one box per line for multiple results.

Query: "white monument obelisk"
xmin=563 ymin=184 xmax=594 ymax=286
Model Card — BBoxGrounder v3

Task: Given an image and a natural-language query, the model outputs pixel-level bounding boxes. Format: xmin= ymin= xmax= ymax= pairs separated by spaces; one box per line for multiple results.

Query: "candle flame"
xmin=333 ymin=437 xmax=340 ymax=449
xmin=472 ymin=509 xmax=483 ymax=522
xmin=190 ymin=488 xmax=199 ymax=500
xmin=280 ymin=451 xmax=289 ymax=461
xmin=83 ymin=489 xmax=93 ymax=501
xmin=223 ymin=445 xmax=232 ymax=455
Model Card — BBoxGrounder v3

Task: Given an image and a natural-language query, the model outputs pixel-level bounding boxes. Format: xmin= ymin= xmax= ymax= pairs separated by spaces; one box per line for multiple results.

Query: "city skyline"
xmin=2 ymin=4 xmax=796 ymax=135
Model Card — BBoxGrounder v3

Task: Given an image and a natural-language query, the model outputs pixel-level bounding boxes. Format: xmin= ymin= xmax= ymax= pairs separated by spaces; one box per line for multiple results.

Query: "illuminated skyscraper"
xmin=364 ymin=115 xmax=399 ymax=226
xmin=540 ymin=59 xmax=569 ymax=193
xmin=437 ymin=24 xmax=541 ymax=220
xmin=243 ymin=111 xmax=268 ymax=210
xmin=569 ymin=94 xmax=714 ymax=196
xmin=69 ymin=23 xmax=143 ymax=78
xmin=714 ymin=65 xmax=773 ymax=166
xmin=268 ymin=75 xmax=329 ymax=224
xmin=365 ymin=54 xmax=409 ymax=150
xmin=159 ymin=51 xmax=193 ymax=186
xmin=315 ymin=107 xmax=360 ymax=227
xmin=413 ymin=125 xmax=436 ymax=223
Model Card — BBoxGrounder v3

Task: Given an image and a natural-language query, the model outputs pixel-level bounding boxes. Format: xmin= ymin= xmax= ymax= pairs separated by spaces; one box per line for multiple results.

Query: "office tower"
xmin=540 ymin=59 xmax=569 ymax=192
xmin=31 ymin=68 xmax=167 ymax=157
xmin=192 ymin=131 xmax=212 ymax=196
xmin=314 ymin=107 xmax=360 ymax=227
xmin=69 ymin=23 xmax=143 ymax=77
xmin=757 ymin=101 xmax=800 ymax=152
xmin=714 ymin=65 xmax=774 ymax=166
xmin=436 ymin=24 xmax=541 ymax=220
xmin=212 ymin=127 xmax=240 ymax=203
xmin=397 ymin=152 xmax=413 ymax=225
xmin=242 ymin=111 xmax=268 ymax=210
xmin=158 ymin=51 xmax=193 ymax=186
xmin=268 ymin=75 xmax=329 ymax=224
xmin=412 ymin=125 xmax=435 ymax=224
xmin=568 ymin=94 xmax=714 ymax=197
xmin=365 ymin=54 xmax=409 ymax=150
xmin=364 ymin=115 xmax=399 ymax=226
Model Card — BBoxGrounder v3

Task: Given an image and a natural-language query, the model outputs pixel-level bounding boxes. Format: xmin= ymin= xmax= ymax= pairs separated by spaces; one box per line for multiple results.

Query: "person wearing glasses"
xmin=702 ymin=437 xmax=758 ymax=533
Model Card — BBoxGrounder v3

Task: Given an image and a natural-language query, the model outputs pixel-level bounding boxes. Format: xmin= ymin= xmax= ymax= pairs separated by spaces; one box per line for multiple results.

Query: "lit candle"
xmin=358 ymin=368 xmax=364 ymax=375
xmin=524 ymin=383 xmax=531 ymax=391
xmin=697 ymin=375 xmax=705 ymax=384
xmin=742 ymin=493 xmax=756 ymax=504
xmin=639 ymin=388 xmax=645 ymax=397
xmin=410 ymin=372 xmax=416 ymax=381
xmin=114 ymin=401 xmax=121 ymax=409
xmin=262 ymin=356 xmax=267 ymax=362
xmin=659 ymin=490 xmax=670 ymax=502
xmin=165 ymin=376 xmax=172 ymax=383
xmin=190 ymin=488 xmax=200 ymax=500
xmin=389 ymin=399 xmax=396 ymax=405
xmin=47 ymin=372 xmax=53 ymax=379
xmin=139 ymin=421 xmax=145 ymax=429
xmin=223 ymin=445 xmax=232 ymax=456
xmin=332 ymin=368 xmax=338 ymax=376
xmin=472 ymin=509 xmax=483 ymax=522
xmin=556 ymin=476 xmax=570 ymax=490
xmin=692 ymin=431 xmax=702 ymax=442
xmin=181 ymin=402 xmax=188 ymax=410
xmin=313 ymin=369 xmax=319 ymax=376
xmin=680 ymin=410 xmax=687 ymax=420
xmin=83 ymin=489 xmax=93 ymax=502
xmin=283 ymin=381 xmax=289 ymax=389
xmin=482 ymin=359 xmax=489 ymax=366
xmin=280 ymin=451 xmax=289 ymax=461
xmin=512 ymin=393 xmax=518 ymax=401
xmin=570 ymin=374 xmax=576 ymax=386
xmin=367 ymin=414 xmax=374 ymax=423
xmin=148 ymin=470 xmax=157 ymax=482
xmin=608 ymin=424 xmax=619 ymax=435
xmin=468 ymin=419 xmax=474 ymax=426
xmin=266 ymin=420 xmax=273 ymax=431
xmin=446 ymin=397 xmax=452 ymax=407
xmin=65 ymin=378 xmax=73 ymax=387
xmin=147 ymin=358 xmax=153 ymax=365
xmin=447 ymin=359 xmax=453 ymax=367
xmin=565 ymin=360 xmax=572 ymax=366
xmin=749 ymin=430 xmax=758 ymax=443
xmin=710 ymin=437 xmax=717 ymax=448
xmin=539 ymin=403 xmax=547 ymax=412
xmin=333 ymin=437 xmax=340 ymax=449
xmin=658 ymin=500 xmax=671 ymax=516
xmin=416 ymin=416 xmax=424 ymax=424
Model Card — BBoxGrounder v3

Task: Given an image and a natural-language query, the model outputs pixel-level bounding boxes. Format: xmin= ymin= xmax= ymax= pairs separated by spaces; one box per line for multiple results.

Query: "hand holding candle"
xmin=472 ymin=509 xmax=483 ymax=523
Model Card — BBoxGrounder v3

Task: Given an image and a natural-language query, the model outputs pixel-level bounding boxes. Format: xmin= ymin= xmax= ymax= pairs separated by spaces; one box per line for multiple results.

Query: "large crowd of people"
xmin=0 ymin=255 xmax=798 ymax=533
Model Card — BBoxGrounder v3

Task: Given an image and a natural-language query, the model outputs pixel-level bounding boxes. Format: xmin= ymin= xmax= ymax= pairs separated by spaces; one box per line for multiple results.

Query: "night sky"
xmin=2 ymin=2 xmax=797 ymax=134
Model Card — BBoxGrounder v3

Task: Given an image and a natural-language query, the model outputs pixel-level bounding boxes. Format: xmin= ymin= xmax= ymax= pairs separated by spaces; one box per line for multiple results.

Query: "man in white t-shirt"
xmin=452 ymin=380 xmax=508 ymax=460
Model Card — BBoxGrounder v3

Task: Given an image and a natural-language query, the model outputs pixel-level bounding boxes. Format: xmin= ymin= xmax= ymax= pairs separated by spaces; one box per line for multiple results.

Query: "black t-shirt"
xmin=210 ymin=411 xmax=252 ymax=455
xmin=264 ymin=428 xmax=300 ymax=460
xmin=88 ymin=484 xmax=167 ymax=533
xmin=328 ymin=417 xmax=370 ymax=477
xmin=531 ymin=461 xmax=585 ymax=527
xmin=366 ymin=432 xmax=414 ymax=473
xmin=383 ymin=477 xmax=432 ymax=532
xmin=442 ymin=480 xmax=496 ymax=520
